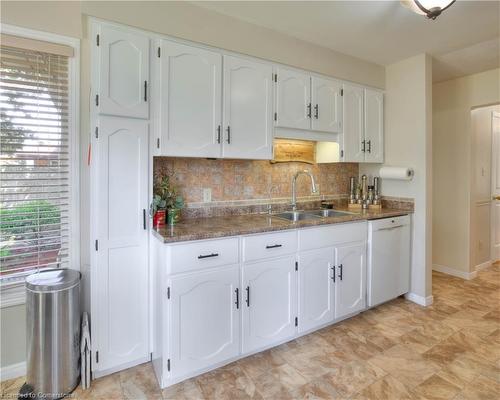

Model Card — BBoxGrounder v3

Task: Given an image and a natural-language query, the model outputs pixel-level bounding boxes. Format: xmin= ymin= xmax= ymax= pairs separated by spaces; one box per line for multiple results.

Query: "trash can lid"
xmin=26 ymin=269 xmax=81 ymax=292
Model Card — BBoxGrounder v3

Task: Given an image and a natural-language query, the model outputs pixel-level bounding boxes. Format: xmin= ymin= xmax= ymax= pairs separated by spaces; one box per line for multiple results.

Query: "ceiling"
xmin=193 ymin=1 xmax=500 ymax=82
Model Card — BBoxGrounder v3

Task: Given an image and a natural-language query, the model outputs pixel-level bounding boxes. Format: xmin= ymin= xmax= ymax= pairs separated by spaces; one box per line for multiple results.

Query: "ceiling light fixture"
xmin=401 ymin=0 xmax=456 ymax=20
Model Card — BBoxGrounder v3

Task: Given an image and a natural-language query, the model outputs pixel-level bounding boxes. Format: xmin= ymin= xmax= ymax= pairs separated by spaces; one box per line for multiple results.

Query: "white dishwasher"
xmin=367 ymin=215 xmax=411 ymax=307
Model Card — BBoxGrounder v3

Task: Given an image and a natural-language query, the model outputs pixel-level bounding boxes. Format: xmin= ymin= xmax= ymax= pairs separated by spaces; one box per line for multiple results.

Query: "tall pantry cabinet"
xmin=90 ymin=21 xmax=151 ymax=376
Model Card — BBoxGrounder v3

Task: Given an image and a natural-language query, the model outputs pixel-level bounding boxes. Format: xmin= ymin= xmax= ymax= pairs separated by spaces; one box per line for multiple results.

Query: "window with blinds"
xmin=0 ymin=44 xmax=72 ymax=285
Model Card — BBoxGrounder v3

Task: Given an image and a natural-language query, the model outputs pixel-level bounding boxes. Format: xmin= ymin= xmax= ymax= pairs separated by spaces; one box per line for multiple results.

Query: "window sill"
xmin=0 ymin=286 xmax=26 ymax=308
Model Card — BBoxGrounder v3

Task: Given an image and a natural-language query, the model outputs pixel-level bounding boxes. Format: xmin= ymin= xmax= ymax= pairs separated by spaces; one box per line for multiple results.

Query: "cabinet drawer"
xmin=243 ymin=230 xmax=297 ymax=262
xmin=299 ymin=222 xmax=367 ymax=251
xmin=167 ymin=237 xmax=239 ymax=274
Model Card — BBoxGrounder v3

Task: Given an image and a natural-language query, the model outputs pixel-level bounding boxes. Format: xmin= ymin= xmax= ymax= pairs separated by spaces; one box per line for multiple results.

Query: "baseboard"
xmin=405 ymin=292 xmax=434 ymax=307
xmin=0 ymin=361 xmax=25 ymax=381
xmin=433 ymin=264 xmax=477 ymax=280
xmin=474 ymin=260 xmax=492 ymax=272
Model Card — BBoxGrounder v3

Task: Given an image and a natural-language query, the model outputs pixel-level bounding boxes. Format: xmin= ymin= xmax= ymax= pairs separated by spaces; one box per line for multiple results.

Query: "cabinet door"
xmin=169 ymin=265 xmax=240 ymax=379
xmin=342 ymin=84 xmax=365 ymax=162
xmin=160 ymin=40 xmax=222 ymax=158
xmin=275 ymin=67 xmax=311 ymax=130
xmin=364 ymin=89 xmax=384 ymax=163
xmin=98 ymin=25 xmax=149 ymax=119
xmin=222 ymin=56 xmax=273 ymax=160
xmin=311 ymin=77 xmax=343 ymax=133
xmin=242 ymin=256 xmax=297 ymax=353
xmin=298 ymin=248 xmax=335 ymax=333
xmin=334 ymin=242 xmax=366 ymax=319
xmin=94 ymin=117 xmax=149 ymax=372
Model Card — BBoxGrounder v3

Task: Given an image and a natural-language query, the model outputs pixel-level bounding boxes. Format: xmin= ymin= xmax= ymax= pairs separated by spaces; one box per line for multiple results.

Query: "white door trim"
xmin=491 ymin=111 xmax=500 ymax=262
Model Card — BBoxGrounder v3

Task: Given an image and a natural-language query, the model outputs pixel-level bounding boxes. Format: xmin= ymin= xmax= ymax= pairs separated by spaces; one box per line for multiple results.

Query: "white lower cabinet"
xmin=153 ymin=220 xmax=406 ymax=389
xmin=242 ymin=256 xmax=297 ymax=353
xmin=298 ymin=247 xmax=335 ymax=333
xmin=169 ymin=265 xmax=240 ymax=380
xmin=334 ymin=242 xmax=366 ymax=319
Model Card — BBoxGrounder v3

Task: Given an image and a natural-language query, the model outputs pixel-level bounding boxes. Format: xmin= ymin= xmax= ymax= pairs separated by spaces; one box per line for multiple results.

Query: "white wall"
xmin=433 ymin=69 xmax=500 ymax=276
xmin=360 ymin=54 xmax=433 ymax=301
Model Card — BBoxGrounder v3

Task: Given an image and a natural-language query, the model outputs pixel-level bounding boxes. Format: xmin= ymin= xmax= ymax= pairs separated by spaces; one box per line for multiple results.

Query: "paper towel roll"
xmin=379 ymin=166 xmax=414 ymax=180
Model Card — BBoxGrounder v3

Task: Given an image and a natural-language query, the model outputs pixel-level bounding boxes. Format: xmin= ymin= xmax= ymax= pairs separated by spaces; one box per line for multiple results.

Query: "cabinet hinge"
xmin=274 ymin=112 xmax=277 ymax=122
xmin=340 ymin=149 xmax=344 ymax=158
xmin=167 ymin=287 xmax=170 ymax=299
xmin=167 ymin=359 xmax=171 ymax=372
xmin=295 ymin=317 xmax=298 ymax=327
xmin=340 ymin=88 xmax=344 ymax=96
xmin=95 ymin=94 xmax=99 ymax=107
xmin=157 ymin=47 xmax=161 ymax=58
xmin=157 ymin=138 xmax=160 ymax=149
xmin=95 ymin=351 xmax=99 ymax=363
xmin=295 ymin=261 xmax=298 ymax=271
xmin=95 ymin=127 xmax=98 ymax=139
xmin=96 ymin=34 xmax=100 ymax=47
xmin=274 ymin=73 xmax=277 ymax=83
xmin=95 ymin=240 xmax=98 ymax=251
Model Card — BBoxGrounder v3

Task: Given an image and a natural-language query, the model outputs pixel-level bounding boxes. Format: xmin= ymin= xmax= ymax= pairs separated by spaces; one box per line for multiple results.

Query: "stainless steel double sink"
xmin=272 ymin=209 xmax=357 ymax=222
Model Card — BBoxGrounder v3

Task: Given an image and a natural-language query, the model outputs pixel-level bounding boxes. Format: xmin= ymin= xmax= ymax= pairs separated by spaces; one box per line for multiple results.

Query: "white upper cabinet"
xmin=342 ymin=84 xmax=384 ymax=163
xmin=364 ymin=89 xmax=384 ymax=163
xmin=94 ymin=117 xmax=149 ymax=372
xmin=242 ymin=256 xmax=297 ymax=353
xmin=169 ymin=265 xmax=240 ymax=379
xmin=311 ymin=77 xmax=343 ymax=133
xmin=98 ymin=25 xmax=150 ymax=119
xmin=334 ymin=242 xmax=366 ymax=319
xmin=222 ymin=56 xmax=273 ymax=160
xmin=342 ymin=84 xmax=365 ymax=162
xmin=275 ymin=67 xmax=311 ymax=130
xmin=298 ymin=247 xmax=335 ymax=333
xmin=159 ymin=40 xmax=222 ymax=158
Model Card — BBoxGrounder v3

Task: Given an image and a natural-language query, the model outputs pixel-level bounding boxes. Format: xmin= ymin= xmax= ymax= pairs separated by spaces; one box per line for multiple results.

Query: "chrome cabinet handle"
xmin=362 ymin=140 xmax=366 ymax=153
xmin=245 ymin=286 xmax=250 ymax=307
xmin=314 ymin=104 xmax=319 ymax=119
xmin=143 ymin=209 xmax=146 ymax=230
xmin=307 ymin=103 xmax=312 ymax=118
xmin=338 ymin=264 xmax=343 ymax=281
xmin=367 ymin=140 xmax=371 ymax=153
xmin=331 ymin=264 xmax=335 ymax=282
xmin=266 ymin=244 xmax=282 ymax=249
xmin=226 ymin=126 xmax=231 ymax=144
xmin=217 ymin=125 xmax=221 ymax=144
xmin=144 ymin=81 xmax=148 ymax=102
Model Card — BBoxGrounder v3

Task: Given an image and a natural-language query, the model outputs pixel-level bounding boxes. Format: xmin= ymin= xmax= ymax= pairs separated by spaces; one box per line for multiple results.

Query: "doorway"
xmin=470 ymin=105 xmax=500 ymax=271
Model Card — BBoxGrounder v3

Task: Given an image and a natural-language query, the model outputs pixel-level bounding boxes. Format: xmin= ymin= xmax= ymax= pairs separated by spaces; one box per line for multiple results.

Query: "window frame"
xmin=0 ymin=24 xmax=80 ymax=307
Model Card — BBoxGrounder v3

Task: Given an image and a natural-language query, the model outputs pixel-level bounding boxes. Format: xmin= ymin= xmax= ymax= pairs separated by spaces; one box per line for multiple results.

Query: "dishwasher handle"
xmin=376 ymin=224 xmax=405 ymax=232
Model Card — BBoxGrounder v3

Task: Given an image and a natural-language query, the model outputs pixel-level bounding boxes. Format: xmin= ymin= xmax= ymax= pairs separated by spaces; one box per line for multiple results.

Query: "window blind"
xmin=1 ymin=44 xmax=71 ymax=285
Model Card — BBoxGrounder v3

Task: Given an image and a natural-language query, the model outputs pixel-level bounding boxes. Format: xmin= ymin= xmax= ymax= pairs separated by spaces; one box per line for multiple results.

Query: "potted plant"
xmin=150 ymin=194 xmax=167 ymax=227
xmin=151 ymin=174 xmax=185 ymax=227
xmin=166 ymin=195 xmax=185 ymax=225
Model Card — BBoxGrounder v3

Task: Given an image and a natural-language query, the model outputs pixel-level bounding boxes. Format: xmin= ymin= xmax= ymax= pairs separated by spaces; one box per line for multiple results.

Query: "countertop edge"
xmin=152 ymin=209 xmax=412 ymax=244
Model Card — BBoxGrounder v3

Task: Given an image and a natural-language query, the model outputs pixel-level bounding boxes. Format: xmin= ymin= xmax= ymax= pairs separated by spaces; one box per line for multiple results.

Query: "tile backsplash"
xmin=154 ymin=157 xmax=358 ymax=206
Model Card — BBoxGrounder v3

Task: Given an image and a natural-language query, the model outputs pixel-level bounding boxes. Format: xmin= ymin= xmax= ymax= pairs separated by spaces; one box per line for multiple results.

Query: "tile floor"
xmin=2 ymin=263 xmax=499 ymax=399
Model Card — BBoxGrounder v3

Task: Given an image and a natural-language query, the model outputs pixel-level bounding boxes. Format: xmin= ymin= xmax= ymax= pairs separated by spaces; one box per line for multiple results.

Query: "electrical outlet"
xmin=203 ymin=188 xmax=212 ymax=203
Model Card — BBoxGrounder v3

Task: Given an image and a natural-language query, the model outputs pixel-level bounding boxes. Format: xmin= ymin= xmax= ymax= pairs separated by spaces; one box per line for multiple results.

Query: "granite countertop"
xmin=152 ymin=207 xmax=411 ymax=244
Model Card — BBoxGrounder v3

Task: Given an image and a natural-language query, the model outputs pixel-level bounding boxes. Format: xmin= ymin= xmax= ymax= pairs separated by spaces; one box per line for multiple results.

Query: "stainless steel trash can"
xmin=24 ymin=269 xmax=81 ymax=399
